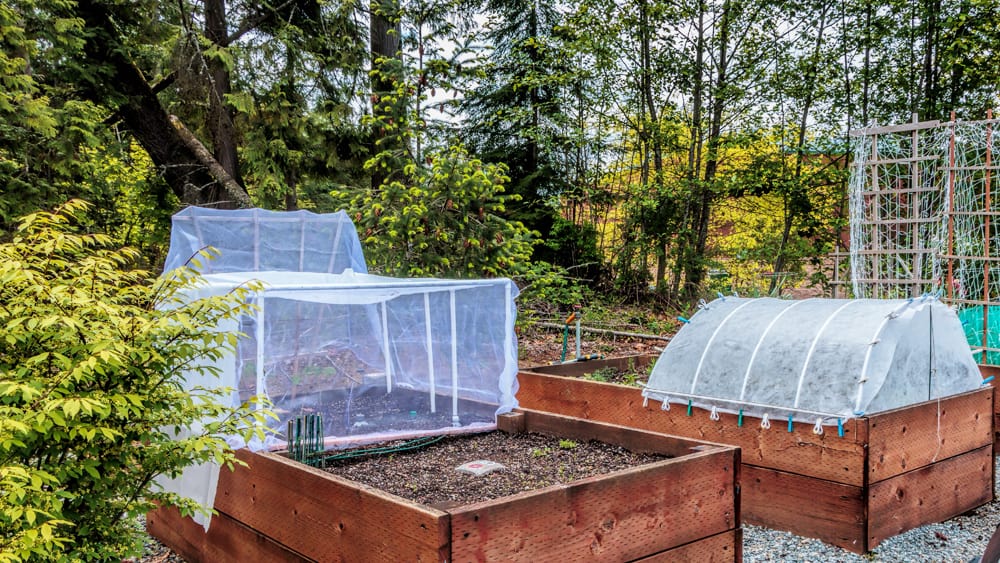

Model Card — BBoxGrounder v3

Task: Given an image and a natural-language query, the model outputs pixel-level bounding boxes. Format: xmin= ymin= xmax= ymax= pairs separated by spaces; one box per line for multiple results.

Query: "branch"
xmin=169 ymin=115 xmax=252 ymax=208
xmin=226 ymin=0 xmax=299 ymax=45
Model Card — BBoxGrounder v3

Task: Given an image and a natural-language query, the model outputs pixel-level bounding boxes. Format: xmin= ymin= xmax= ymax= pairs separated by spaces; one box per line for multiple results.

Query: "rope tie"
xmin=760 ymin=413 xmax=771 ymax=429
xmin=660 ymin=398 xmax=670 ymax=411
xmin=709 ymin=405 xmax=720 ymax=421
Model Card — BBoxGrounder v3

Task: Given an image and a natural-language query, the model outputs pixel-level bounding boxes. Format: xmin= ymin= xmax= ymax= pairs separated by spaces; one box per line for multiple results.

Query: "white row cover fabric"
xmin=163 ymin=207 xmax=368 ymax=275
xmin=642 ymin=296 xmax=983 ymax=423
xmin=196 ymin=270 xmax=519 ymax=449
xmin=156 ymin=208 xmax=519 ymax=531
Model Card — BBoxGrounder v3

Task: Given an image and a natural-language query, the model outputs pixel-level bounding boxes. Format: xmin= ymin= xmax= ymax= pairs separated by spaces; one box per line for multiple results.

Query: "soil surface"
xmin=319 ymin=430 xmax=669 ymax=507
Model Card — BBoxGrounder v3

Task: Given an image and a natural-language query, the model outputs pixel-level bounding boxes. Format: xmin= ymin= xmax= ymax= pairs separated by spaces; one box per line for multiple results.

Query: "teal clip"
xmin=737 ymin=409 xmax=744 ymax=427
xmin=686 ymin=399 xmax=693 ymax=416
xmin=787 ymin=415 xmax=793 ymax=432
xmin=837 ymin=418 xmax=844 ymax=437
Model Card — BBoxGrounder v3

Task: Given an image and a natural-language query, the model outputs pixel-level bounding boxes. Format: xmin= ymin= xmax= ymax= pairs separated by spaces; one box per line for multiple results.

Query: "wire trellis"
xmin=849 ymin=114 xmax=1000 ymax=365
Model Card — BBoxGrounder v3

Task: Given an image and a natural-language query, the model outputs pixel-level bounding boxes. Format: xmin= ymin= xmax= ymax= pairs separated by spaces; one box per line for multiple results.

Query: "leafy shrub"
xmin=0 ymin=201 xmax=267 ymax=561
xmin=334 ymin=144 xmax=535 ymax=279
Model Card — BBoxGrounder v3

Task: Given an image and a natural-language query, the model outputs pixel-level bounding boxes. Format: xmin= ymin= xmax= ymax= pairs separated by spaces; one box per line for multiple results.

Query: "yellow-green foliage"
xmin=0 ymin=201 xmax=268 ymax=561
xmin=337 ymin=145 xmax=535 ymax=278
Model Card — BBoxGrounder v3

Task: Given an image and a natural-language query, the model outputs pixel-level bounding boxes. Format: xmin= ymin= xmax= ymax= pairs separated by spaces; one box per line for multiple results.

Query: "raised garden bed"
xmin=147 ymin=408 xmax=741 ymax=562
xmin=518 ymin=356 xmax=995 ymax=554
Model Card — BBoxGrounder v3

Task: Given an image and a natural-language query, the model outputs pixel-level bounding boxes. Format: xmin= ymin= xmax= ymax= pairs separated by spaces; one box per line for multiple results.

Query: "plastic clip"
xmin=813 ymin=418 xmax=824 ymax=435
xmin=737 ymin=409 xmax=744 ymax=427
xmin=677 ymin=316 xmax=690 ymax=324
xmin=837 ymin=418 xmax=845 ymax=437
xmin=709 ymin=406 xmax=720 ymax=421
xmin=983 ymin=376 xmax=996 ymax=385
xmin=760 ymin=413 xmax=771 ymax=429
xmin=787 ymin=415 xmax=794 ymax=433
xmin=642 ymin=396 xmax=649 ymax=408
xmin=686 ymin=399 xmax=693 ymax=416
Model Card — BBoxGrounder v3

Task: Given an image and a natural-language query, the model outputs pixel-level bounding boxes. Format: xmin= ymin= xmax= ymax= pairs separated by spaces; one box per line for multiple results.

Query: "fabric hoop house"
xmin=643 ymin=296 xmax=983 ymax=424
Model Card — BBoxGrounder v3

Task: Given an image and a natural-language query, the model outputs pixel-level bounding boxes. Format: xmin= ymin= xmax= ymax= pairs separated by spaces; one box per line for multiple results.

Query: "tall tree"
xmin=463 ymin=0 xmax=581 ymax=254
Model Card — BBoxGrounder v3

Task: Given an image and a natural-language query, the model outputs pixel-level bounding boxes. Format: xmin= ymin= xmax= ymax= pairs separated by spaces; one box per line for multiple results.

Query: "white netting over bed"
xmin=163 ymin=207 xmax=368 ymax=274
xmin=158 ymin=208 xmax=519 ymax=530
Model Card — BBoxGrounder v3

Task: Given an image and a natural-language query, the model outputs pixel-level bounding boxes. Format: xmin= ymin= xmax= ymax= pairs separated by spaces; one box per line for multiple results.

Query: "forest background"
xmin=3 ymin=0 xmax=999 ymax=320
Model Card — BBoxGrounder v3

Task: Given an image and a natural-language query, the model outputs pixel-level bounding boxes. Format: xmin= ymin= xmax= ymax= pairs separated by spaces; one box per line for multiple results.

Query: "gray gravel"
xmin=743 ymin=457 xmax=1000 ymax=562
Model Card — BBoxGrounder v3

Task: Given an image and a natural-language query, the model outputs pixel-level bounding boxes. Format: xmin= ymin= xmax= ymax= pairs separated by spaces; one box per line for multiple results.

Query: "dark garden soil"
xmin=318 ymin=430 xmax=670 ymax=507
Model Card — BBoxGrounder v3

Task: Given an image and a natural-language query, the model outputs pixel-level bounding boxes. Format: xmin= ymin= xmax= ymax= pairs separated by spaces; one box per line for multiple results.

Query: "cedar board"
xmin=149 ymin=408 xmax=739 ymax=563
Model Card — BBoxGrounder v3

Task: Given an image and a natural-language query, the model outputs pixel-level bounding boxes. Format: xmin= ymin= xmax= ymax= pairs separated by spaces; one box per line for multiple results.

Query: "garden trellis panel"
xmin=849 ymin=114 xmax=1000 ymax=366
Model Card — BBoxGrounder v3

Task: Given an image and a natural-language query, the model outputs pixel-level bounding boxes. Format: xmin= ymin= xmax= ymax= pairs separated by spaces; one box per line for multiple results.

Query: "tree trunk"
xmin=205 ymin=0 xmax=244 ymax=187
xmin=75 ymin=0 xmax=249 ymax=208
xmin=685 ymin=0 xmax=731 ymax=301
xmin=770 ymin=5 xmax=828 ymax=294
xmin=369 ymin=0 xmax=402 ymax=189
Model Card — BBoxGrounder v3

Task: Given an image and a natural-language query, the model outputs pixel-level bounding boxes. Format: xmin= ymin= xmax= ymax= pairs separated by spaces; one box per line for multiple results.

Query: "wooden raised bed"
xmin=148 ymin=409 xmax=741 ymax=562
xmin=518 ymin=356 xmax=995 ymax=554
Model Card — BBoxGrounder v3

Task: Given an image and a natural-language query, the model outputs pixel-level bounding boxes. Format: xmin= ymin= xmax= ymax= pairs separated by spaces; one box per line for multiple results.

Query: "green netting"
xmin=957 ymin=305 xmax=1000 ymax=365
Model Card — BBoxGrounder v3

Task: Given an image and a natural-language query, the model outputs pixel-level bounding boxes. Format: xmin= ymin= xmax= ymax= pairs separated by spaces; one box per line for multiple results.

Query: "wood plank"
xmin=524 ymin=355 xmax=657 ymax=378
xmin=516 ymin=371 xmax=869 ymax=485
xmin=449 ymin=448 xmax=738 ymax=562
xmin=979 ymin=367 xmax=1000 ymax=448
xmin=631 ymin=528 xmax=741 ymax=562
xmin=147 ymin=506 xmax=309 ymax=562
xmin=868 ymin=387 xmax=993 ymax=482
xmin=849 ymin=120 xmax=940 ymax=136
xmin=214 ymin=449 xmax=450 ymax=563
xmin=518 ymin=408 xmax=727 ymax=458
xmin=868 ymin=445 xmax=994 ymax=549
xmin=146 ymin=505 xmax=206 ymax=562
xmin=741 ymin=465 xmax=866 ymax=553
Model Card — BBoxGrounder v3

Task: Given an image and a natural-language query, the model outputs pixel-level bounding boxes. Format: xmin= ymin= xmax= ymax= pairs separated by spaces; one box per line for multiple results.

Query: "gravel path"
xmin=743 ymin=459 xmax=1000 ymax=562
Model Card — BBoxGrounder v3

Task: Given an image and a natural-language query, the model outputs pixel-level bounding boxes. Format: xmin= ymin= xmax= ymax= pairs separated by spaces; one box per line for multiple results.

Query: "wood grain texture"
xmin=516 ymin=371 xmax=868 ymax=485
xmin=524 ymin=355 xmax=657 ymax=378
xmin=868 ymin=387 xmax=993 ymax=482
xmin=977 ymin=366 xmax=1000 ymax=449
xmin=868 ymin=445 xmax=994 ymax=549
xmin=518 ymin=408 xmax=726 ymax=458
xmin=147 ymin=505 xmax=309 ymax=562
xmin=448 ymin=449 xmax=738 ymax=563
xmin=741 ymin=464 xmax=867 ymax=553
xmin=630 ymin=529 xmax=741 ymax=563
xmin=214 ymin=450 xmax=450 ymax=563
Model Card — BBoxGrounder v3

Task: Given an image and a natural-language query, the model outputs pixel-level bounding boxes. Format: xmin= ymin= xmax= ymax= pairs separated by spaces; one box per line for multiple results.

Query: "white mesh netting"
xmin=159 ymin=207 xmax=520 ymax=530
xmin=163 ymin=207 xmax=368 ymax=275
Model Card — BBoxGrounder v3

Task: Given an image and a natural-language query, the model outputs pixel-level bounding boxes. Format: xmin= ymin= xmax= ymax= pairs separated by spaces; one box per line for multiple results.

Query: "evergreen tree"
xmin=462 ymin=0 xmax=580 ymax=259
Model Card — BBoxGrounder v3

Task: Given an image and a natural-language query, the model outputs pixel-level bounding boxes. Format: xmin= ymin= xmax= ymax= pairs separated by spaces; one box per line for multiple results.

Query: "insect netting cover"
xmin=156 ymin=209 xmax=519 ymax=530
xmin=162 ymin=207 xmax=368 ymax=275
xmin=642 ymin=296 xmax=983 ymax=424
xmin=216 ymin=270 xmax=520 ymax=451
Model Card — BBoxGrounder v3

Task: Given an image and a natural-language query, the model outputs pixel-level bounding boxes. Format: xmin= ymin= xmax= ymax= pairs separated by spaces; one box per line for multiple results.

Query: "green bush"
xmin=0 ymin=201 xmax=267 ymax=561
xmin=333 ymin=144 xmax=535 ymax=279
